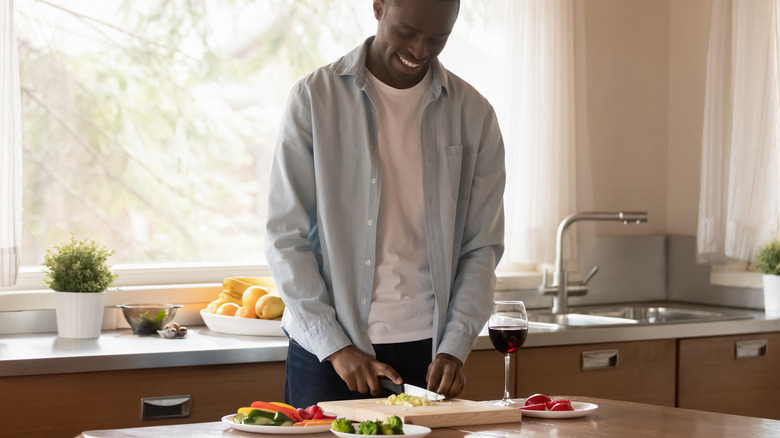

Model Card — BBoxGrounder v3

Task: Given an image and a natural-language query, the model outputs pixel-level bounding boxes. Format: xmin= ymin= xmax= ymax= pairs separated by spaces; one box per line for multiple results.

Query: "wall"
xmin=581 ymin=0 xmax=669 ymax=236
xmin=667 ymin=0 xmax=711 ymax=235
xmin=581 ymin=0 xmax=712 ymax=238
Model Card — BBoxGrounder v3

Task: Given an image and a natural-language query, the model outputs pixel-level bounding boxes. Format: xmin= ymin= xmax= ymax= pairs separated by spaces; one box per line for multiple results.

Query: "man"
xmin=266 ymin=0 xmax=505 ymax=407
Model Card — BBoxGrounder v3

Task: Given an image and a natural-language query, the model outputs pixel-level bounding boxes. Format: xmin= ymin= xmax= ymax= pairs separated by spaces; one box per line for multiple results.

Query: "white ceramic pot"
xmin=54 ymin=291 xmax=107 ymax=338
xmin=762 ymin=274 xmax=780 ymax=318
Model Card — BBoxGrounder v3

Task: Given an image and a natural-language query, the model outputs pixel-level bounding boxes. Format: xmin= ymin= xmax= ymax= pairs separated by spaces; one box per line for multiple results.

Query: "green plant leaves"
xmin=757 ymin=237 xmax=780 ymax=276
xmin=41 ymin=235 xmax=118 ymax=292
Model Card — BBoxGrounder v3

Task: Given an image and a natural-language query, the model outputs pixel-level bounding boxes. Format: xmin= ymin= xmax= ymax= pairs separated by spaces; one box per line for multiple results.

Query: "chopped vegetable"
xmin=357 ymin=420 xmax=380 ymax=435
xmin=380 ymin=393 xmax=433 ymax=407
xmin=293 ymin=419 xmax=334 ymax=427
xmin=382 ymin=416 xmax=404 ymax=435
xmin=331 ymin=417 xmax=356 ymax=434
xmin=250 ymin=401 xmax=303 ymax=422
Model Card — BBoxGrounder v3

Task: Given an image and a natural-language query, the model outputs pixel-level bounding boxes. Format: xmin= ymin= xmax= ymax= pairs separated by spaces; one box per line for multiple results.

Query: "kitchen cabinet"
xmin=678 ymin=331 xmax=780 ymax=420
xmin=460 ymin=349 xmax=514 ymax=401
xmin=0 ymin=361 xmax=285 ymax=438
xmin=512 ymin=339 xmax=677 ymax=406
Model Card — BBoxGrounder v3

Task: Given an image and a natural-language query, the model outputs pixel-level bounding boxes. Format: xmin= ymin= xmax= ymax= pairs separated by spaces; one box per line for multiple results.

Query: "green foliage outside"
xmin=42 ymin=235 xmax=118 ymax=292
xmin=16 ymin=0 xmax=493 ymax=268
xmin=756 ymin=237 xmax=780 ymax=276
xmin=17 ymin=0 xmax=370 ymax=266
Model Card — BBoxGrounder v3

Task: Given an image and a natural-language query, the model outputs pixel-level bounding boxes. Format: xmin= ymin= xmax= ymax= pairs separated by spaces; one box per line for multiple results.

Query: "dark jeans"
xmin=284 ymin=338 xmax=433 ymax=407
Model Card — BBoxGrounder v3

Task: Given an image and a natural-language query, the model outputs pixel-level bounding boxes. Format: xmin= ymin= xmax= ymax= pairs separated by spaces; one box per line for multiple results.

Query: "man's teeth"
xmin=399 ymin=56 xmax=420 ymax=68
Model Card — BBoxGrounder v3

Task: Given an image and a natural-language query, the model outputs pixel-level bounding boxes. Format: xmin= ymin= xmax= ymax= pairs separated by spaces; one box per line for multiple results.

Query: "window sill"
xmin=496 ymin=271 xmax=542 ymax=291
xmin=709 ymin=271 xmax=763 ymax=289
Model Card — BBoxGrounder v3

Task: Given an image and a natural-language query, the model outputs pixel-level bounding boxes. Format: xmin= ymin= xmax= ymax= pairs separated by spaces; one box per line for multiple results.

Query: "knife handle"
xmin=378 ymin=376 xmax=403 ymax=395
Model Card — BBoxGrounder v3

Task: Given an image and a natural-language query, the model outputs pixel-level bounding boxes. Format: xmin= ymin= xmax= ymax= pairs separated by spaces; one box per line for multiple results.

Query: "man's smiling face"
xmin=367 ymin=0 xmax=459 ymax=89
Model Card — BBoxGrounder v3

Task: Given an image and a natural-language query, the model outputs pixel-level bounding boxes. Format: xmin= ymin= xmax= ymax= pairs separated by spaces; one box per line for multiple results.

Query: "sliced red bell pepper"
xmin=250 ymin=401 xmax=303 ymax=422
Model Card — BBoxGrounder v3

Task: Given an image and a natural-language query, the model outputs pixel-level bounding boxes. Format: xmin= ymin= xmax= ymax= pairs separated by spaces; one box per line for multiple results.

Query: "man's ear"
xmin=373 ymin=0 xmax=384 ymax=20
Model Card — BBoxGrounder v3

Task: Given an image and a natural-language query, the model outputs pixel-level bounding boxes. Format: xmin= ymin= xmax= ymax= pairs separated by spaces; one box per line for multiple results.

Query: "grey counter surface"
xmin=3 ymin=303 xmax=780 ymax=377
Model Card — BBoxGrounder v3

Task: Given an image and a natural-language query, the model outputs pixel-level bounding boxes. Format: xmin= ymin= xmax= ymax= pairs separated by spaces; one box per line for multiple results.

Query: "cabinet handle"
xmin=582 ymin=349 xmax=619 ymax=370
xmin=141 ymin=395 xmax=192 ymax=420
xmin=735 ymin=339 xmax=768 ymax=359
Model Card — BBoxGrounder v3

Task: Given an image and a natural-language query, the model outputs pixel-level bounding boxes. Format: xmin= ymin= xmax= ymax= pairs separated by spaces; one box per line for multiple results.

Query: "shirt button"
xmin=365 ymin=259 xmax=371 ymax=266
xmin=371 ymin=178 xmax=377 ymax=184
xmin=367 ymin=219 xmax=373 ymax=226
xmin=361 ymin=299 xmax=367 ymax=305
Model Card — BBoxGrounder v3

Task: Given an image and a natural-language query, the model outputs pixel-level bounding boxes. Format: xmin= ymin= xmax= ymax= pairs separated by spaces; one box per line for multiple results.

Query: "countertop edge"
xmin=3 ymin=316 xmax=780 ymax=377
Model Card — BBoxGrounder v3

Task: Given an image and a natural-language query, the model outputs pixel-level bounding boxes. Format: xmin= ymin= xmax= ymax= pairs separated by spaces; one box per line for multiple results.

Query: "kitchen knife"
xmin=378 ymin=376 xmax=445 ymax=401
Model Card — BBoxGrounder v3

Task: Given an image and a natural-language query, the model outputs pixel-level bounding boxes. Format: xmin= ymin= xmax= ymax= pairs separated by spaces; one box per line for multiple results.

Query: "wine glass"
xmin=488 ymin=300 xmax=528 ymax=407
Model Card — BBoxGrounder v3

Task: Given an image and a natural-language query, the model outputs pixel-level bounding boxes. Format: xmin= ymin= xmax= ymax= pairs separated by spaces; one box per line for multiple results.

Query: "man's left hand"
xmin=426 ymin=353 xmax=465 ymax=399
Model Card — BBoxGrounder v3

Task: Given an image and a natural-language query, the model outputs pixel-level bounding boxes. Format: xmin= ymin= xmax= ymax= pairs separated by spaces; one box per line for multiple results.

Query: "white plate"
xmin=222 ymin=415 xmax=332 ymax=434
xmin=331 ymin=424 xmax=431 ymax=438
xmin=201 ymin=309 xmax=284 ymax=336
xmin=520 ymin=401 xmax=598 ymax=419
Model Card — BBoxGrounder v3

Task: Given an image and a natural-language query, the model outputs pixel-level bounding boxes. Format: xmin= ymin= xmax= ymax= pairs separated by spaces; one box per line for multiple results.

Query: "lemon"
xmin=256 ymin=295 xmax=285 ymax=319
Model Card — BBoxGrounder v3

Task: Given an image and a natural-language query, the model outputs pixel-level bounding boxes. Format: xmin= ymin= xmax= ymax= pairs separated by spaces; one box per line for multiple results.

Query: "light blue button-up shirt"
xmin=265 ymin=37 xmax=505 ymax=364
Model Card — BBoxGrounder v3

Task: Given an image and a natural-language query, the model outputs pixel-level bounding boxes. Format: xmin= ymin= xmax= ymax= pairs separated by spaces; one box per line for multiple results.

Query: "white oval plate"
xmin=520 ymin=401 xmax=598 ymax=419
xmin=331 ymin=424 xmax=431 ymax=438
xmin=222 ymin=415 xmax=332 ymax=434
xmin=201 ymin=309 xmax=284 ymax=337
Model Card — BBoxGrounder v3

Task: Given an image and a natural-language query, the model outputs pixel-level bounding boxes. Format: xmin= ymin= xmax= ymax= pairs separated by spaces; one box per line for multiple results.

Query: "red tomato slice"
xmin=550 ymin=401 xmax=575 ymax=411
xmin=546 ymin=399 xmax=571 ymax=410
xmin=520 ymin=402 xmax=547 ymax=411
xmin=525 ymin=394 xmax=552 ymax=406
xmin=297 ymin=408 xmax=312 ymax=420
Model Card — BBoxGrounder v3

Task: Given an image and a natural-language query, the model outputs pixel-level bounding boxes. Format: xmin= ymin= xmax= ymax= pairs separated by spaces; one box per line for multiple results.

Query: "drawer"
xmin=678 ymin=332 xmax=780 ymax=419
xmin=0 ymin=361 xmax=285 ymax=438
xmin=514 ymin=339 xmax=676 ymax=406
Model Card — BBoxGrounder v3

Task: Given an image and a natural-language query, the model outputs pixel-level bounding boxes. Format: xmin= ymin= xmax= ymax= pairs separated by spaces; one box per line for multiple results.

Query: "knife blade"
xmin=378 ymin=376 xmax=445 ymax=401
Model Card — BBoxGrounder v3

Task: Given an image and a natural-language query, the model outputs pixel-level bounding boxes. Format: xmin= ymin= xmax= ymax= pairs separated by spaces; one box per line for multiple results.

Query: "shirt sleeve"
xmin=437 ymin=104 xmax=506 ymax=364
xmin=265 ymin=81 xmax=353 ymax=361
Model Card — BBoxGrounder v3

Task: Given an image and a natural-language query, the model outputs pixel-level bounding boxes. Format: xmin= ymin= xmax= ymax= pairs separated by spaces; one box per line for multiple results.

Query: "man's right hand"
xmin=328 ymin=345 xmax=402 ymax=396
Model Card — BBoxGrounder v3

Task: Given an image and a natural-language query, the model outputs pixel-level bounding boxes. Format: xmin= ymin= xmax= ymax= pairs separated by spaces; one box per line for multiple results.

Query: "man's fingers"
xmin=375 ymin=363 xmax=403 ymax=385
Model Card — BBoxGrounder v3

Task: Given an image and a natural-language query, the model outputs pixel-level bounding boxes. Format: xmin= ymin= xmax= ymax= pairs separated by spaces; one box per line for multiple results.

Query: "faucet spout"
xmin=540 ymin=211 xmax=648 ymax=315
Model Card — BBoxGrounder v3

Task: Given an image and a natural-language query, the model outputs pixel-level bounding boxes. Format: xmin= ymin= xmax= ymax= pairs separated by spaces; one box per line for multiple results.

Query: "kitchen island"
xmin=78 ymin=397 xmax=780 ymax=437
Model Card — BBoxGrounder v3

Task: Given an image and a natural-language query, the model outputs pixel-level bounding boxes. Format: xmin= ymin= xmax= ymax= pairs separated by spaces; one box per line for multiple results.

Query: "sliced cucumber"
xmin=233 ymin=414 xmax=248 ymax=424
xmin=243 ymin=415 xmax=274 ymax=425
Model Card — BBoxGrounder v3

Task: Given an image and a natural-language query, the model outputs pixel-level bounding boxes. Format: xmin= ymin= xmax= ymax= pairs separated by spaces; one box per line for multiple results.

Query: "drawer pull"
xmin=735 ymin=339 xmax=768 ymax=359
xmin=582 ymin=349 xmax=619 ymax=370
xmin=141 ymin=395 xmax=192 ymax=420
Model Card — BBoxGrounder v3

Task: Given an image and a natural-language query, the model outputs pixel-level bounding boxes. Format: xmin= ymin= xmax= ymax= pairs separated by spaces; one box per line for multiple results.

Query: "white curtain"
xmin=501 ymin=0 xmax=593 ymax=266
xmin=698 ymin=0 xmax=780 ymax=264
xmin=1 ymin=0 xmax=22 ymax=287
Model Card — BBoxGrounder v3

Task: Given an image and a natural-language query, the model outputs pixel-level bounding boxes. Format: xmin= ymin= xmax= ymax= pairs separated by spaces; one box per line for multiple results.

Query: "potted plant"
xmin=756 ymin=236 xmax=780 ymax=317
xmin=42 ymin=235 xmax=118 ymax=338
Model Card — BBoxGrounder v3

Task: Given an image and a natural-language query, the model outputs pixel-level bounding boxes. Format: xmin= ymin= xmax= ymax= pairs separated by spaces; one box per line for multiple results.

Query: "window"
xmin=10 ymin=0 xmax=526 ymax=290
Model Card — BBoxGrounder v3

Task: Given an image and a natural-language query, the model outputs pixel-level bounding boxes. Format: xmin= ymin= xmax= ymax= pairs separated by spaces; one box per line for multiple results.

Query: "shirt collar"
xmin=335 ymin=36 xmax=447 ymax=100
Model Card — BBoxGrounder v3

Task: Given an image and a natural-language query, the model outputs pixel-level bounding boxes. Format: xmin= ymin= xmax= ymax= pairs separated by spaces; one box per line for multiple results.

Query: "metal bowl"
xmin=118 ymin=303 xmax=182 ymax=334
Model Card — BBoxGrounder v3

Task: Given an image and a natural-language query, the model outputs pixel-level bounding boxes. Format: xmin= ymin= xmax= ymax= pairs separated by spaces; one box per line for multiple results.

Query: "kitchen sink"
xmin=527 ymin=312 xmax=638 ymax=327
xmin=527 ymin=303 xmax=756 ymax=328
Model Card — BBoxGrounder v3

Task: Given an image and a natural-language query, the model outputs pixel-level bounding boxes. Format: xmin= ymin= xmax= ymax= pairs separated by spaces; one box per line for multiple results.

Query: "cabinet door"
xmin=514 ymin=339 xmax=676 ymax=406
xmin=678 ymin=332 xmax=780 ymax=419
xmin=0 ymin=361 xmax=286 ymax=438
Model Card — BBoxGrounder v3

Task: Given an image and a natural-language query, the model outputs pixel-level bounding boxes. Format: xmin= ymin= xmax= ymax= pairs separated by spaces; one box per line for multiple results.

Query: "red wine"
xmin=489 ymin=326 xmax=528 ymax=354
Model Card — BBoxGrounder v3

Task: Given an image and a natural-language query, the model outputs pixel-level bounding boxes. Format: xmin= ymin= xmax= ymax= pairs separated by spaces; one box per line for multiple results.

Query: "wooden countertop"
xmin=79 ymin=397 xmax=780 ymax=438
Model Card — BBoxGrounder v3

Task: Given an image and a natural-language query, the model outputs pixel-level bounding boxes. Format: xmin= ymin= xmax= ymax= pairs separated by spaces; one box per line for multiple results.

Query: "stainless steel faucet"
xmin=538 ymin=211 xmax=648 ymax=315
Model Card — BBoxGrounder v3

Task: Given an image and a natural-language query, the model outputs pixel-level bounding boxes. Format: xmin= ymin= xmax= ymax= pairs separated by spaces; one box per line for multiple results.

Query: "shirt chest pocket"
xmin=446 ymin=144 xmax=475 ymax=201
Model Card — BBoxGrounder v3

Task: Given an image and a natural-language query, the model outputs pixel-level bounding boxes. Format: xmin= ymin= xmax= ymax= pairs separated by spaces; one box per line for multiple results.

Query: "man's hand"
xmin=328 ymin=345 xmax=402 ymax=396
xmin=426 ymin=353 xmax=465 ymax=399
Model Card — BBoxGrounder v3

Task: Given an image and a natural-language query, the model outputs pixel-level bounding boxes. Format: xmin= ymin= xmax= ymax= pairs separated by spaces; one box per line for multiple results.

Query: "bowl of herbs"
xmin=118 ymin=303 xmax=183 ymax=335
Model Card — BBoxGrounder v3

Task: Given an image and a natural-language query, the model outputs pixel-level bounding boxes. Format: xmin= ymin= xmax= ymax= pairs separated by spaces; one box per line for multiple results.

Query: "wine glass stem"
xmin=503 ymin=353 xmax=511 ymax=402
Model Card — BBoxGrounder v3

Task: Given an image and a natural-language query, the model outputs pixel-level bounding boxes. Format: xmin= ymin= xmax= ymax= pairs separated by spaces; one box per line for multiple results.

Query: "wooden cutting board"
xmin=318 ymin=398 xmax=523 ymax=428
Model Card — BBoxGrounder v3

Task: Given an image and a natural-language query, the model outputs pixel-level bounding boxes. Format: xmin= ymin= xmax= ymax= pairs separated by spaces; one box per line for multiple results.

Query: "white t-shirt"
xmin=365 ymin=69 xmax=435 ymax=344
